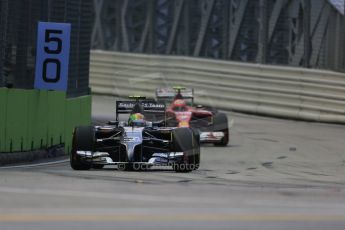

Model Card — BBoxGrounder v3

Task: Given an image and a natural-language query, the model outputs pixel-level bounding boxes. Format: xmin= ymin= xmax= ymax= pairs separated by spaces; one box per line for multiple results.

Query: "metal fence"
xmin=91 ymin=0 xmax=345 ymax=72
xmin=0 ymin=0 xmax=93 ymax=97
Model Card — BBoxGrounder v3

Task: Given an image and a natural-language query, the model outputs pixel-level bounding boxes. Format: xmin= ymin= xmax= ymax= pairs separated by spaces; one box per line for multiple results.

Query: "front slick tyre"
xmin=172 ymin=128 xmax=200 ymax=173
xmin=70 ymin=126 xmax=94 ymax=170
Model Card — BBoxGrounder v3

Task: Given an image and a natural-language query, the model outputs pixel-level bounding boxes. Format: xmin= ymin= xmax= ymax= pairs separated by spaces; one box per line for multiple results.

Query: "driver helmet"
xmin=128 ymin=113 xmax=145 ymax=126
xmin=173 ymin=99 xmax=186 ymax=107
xmin=172 ymin=99 xmax=187 ymax=111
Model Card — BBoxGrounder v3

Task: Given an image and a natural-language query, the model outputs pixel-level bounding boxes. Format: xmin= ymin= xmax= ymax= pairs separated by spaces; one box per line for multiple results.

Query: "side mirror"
xmin=196 ymin=105 xmax=204 ymax=109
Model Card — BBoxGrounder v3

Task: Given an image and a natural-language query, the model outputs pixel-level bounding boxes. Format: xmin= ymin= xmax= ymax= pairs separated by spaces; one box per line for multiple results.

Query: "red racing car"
xmin=156 ymin=87 xmax=229 ymax=146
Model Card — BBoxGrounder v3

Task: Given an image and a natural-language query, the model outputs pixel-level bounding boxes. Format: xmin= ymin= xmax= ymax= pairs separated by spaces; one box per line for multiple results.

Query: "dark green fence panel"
xmin=47 ymin=91 xmax=66 ymax=147
xmin=27 ymin=90 xmax=48 ymax=150
xmin=0 ymin=88 xmax=8 ymax=150
xmin=0 ymin=88 xmax=91 ymax=153
xmin=5 ymin=89 xmax=30 ymax=152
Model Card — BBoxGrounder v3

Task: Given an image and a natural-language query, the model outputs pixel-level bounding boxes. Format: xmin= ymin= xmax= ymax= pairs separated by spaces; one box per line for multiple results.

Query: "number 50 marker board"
xmin=34 ymin=22 xmax=71 ymax=91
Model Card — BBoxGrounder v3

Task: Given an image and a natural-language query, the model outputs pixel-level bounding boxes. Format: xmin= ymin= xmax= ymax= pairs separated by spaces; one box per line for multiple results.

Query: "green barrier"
xmin=0 ymin=88 xmax=91 ymax=154
xmin=28 ymin=90 xmax=48 ymax=150
xmin=47 ymin=91 xmax=66 ymax=147
xmin=5 ymin=89 xmax=30 ymax=152
xmin=0 ymin=88 xmax=8 ymax=151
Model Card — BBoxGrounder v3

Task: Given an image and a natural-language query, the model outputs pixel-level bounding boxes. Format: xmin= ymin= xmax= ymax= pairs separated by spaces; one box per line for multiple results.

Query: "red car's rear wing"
xmin=156 ymin=87 xmax=194 ymax=104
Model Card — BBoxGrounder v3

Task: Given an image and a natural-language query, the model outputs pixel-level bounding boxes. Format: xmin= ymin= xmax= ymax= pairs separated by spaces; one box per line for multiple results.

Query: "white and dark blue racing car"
xmin=70 ymin=96 xmax=200 ymax=172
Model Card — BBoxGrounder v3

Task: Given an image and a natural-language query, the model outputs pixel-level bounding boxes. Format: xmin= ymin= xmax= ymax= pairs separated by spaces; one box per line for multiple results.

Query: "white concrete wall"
xmin=90 ymin=50 xmax=345 ymax=123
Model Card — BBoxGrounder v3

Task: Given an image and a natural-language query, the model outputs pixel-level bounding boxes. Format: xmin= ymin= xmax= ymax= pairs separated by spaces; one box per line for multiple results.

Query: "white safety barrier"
xmin=90 ymin=50 xmax=345 ymax=123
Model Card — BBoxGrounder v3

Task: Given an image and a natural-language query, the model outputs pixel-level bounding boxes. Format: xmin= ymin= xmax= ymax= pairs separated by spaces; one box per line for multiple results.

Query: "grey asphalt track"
xmin=0 ymin=95 xmax=344 ymax=230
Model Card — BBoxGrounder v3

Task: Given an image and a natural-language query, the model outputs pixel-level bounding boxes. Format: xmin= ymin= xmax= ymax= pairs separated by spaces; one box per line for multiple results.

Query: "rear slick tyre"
xmin=213 ymin=113 xmax=229 ymax=147
xmin=214 ymin=128 xmax=229 ymax=147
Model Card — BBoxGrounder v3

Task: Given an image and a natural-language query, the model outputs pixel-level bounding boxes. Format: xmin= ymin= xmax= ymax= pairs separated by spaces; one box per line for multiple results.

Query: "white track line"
xmin=0 ymin=159 xmax=69 ymax=169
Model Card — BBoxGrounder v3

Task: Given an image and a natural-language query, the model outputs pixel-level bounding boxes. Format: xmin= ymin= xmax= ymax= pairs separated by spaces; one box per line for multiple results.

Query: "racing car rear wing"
xmin=116 ymin=100 xmax=166 ymax=120
xmin=156 ymin=87 xmax=194 ymax=100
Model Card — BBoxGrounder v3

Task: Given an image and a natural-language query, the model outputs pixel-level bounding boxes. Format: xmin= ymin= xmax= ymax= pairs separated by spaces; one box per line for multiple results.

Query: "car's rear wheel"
xmin=213 ymin=113 xmax=229 ymax=147
xmin=214 ymin=128 xmax=229 ymax=146
xmin=70 ymin=126 xmax=94 ymax=170
xmin=172 ymin=128 xmax=200 ymax=172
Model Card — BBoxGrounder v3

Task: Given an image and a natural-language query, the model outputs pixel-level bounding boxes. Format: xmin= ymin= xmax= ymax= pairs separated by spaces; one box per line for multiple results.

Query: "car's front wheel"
xmin=172 ymin=128 xmax=200 ymax=172
xmin=70 ymin=126 xmax=94 ymax=170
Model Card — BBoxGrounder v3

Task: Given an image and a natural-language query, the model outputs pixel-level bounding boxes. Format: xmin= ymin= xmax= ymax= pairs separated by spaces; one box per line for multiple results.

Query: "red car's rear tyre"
xmin=213 ymin=113 xmax=229 ymax=146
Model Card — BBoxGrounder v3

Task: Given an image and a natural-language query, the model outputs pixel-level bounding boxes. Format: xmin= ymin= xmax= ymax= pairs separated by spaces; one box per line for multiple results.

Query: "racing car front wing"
xmin=76 ymin=150 xmax=186 ymax=167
